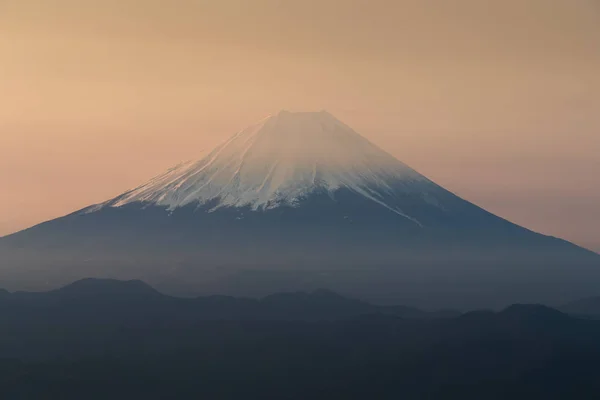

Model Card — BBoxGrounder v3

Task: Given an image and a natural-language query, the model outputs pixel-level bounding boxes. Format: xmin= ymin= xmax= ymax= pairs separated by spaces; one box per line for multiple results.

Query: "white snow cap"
xmin=111 ymin=110 xmax=430 ymax=214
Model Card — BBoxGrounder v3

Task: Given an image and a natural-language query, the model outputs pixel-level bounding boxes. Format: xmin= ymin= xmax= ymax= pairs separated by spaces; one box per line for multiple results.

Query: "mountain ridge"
xmin=0 ymin=277 xmax=456 ymax=320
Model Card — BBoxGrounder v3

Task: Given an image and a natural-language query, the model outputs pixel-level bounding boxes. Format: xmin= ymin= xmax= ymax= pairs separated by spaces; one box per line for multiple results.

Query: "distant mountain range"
xmin=0 ymin=278 xmax=456 ymax=326
xmin=1 ymin=111 xmax=598 ymax=309
xmin=0 ymin=277 xmax=598 ymax=360
xmin=2 ymin=279 xmax=600 ymax=399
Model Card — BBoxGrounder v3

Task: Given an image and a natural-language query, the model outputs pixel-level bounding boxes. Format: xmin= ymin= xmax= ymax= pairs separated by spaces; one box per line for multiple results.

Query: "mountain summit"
xmin=1 ymin=111 xmax=598 ymax=309
xmin=106 ymin=110 xmax=427 ymax=224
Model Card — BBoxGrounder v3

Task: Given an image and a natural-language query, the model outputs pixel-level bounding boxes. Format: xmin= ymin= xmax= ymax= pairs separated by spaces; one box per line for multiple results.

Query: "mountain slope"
xmin=1 ymin=111 xmax=598 ymax=309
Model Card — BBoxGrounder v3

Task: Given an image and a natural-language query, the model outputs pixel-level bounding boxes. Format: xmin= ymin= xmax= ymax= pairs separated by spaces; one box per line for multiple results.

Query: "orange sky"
xmin=1 ymin=0 xmax=599 ymax=251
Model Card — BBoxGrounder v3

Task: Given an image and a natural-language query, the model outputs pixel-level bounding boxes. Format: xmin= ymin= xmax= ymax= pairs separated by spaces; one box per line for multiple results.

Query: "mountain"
xmin=0 ymin=278 xmax=455 ymax=322
xmin=1 ymin=280 xmax=600 ymax=398
xmin=0 ymin=278 xmax=456 ymax=360
xmin=1 ymin=110 xmax=598 ymax=309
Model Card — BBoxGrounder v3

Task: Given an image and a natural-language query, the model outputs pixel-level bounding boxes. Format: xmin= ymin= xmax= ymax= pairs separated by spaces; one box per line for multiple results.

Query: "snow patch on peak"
xmin=107 ymin=111 xmax=433 ymax=224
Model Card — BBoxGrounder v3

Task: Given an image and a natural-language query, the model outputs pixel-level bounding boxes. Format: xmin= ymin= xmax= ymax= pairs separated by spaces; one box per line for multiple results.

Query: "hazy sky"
xmin=1 ymin=0 xmax=599 ymax=251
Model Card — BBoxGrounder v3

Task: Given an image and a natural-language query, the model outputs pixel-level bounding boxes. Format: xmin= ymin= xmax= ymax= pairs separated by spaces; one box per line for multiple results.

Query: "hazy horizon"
xmin=1 ymin=0 xmax=599 ymax=252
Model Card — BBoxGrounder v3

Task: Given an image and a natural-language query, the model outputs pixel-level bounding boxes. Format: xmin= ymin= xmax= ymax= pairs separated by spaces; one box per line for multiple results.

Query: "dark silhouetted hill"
xmin=1 ymin=279 xmax=600 ymax=399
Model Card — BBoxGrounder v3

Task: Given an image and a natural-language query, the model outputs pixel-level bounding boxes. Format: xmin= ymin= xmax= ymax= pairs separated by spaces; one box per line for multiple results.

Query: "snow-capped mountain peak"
xmin=108 ymin=111 xmax=431 ymax=217
xmin=3 ymin=111 xmax=599 ymax=309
